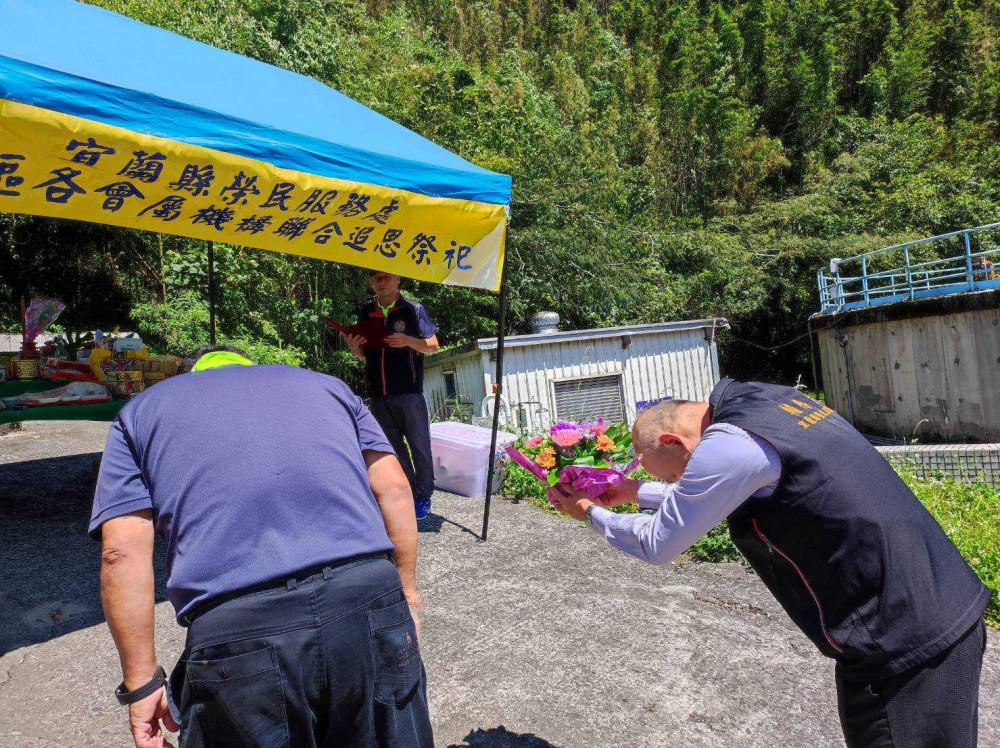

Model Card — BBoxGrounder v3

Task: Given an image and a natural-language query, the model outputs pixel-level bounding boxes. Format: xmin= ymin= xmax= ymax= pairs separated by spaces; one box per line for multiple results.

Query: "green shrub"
xmin=131 ymin=291 xmax=305 ymax=366
xmin=899 ymin=470 xmax=999 ymax=628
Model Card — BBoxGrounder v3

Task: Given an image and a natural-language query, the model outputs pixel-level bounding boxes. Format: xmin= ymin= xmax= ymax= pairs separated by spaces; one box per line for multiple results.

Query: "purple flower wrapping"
xmin=507 ymin=447 xmax=641 ymax=508
xmin=505 ymin=446 xmax=550 ymax=481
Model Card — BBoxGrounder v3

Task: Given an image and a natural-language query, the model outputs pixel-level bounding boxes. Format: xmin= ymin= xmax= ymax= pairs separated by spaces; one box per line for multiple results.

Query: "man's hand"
xmin=407 ymin=594 xmax=424 ymax=643
xmin=342 ymin=332 xmax=367 ymax=361
xmin=128 ymin=685 xmax=178 ymax=748
xmin=385 ymin=332 xmax=415 ymax=349
xmin=551 ymin=485 xmax=593 ymax=522
xmin=595 ymin=478 xmax=640 ymax=508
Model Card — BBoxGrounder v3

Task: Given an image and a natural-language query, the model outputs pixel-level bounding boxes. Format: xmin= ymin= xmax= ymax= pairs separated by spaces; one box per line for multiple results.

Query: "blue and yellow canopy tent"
xmin=0 ymin=0 xmax=512 ymax=538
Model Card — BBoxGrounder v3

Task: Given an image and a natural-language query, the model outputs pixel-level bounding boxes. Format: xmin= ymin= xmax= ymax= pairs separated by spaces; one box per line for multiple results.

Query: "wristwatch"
xmin=115 ymin=666 xmax=166 ymax=706
xmin=584 ymin=503 xmax=598 ymax=529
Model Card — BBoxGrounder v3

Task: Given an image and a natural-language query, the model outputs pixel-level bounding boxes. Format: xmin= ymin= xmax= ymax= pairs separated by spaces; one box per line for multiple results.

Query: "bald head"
xmin=633 ymin=400 xmax=696 ymax=454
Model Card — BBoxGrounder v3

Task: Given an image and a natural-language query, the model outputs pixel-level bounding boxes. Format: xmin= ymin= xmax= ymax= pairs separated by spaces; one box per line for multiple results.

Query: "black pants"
xmin=837 ymin=619 xmax=987 ymax=747
xmin=168 ymin=555 xmax=433 ymax=748
xmin=370 ymin=394 xmax=434 ymax=501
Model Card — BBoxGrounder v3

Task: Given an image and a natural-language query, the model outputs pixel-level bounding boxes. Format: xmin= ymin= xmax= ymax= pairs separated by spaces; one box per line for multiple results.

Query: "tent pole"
xmin=208 ymin=240 xmax=216 ymax=346
xmin=481 ymin=241 xmax=510 ymax=542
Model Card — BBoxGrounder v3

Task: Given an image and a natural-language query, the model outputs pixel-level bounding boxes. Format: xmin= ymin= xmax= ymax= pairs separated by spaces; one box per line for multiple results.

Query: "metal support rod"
xmin=208 ymin=240 xmax=217 ymax=345
xmin=481 ymin=241 xmax=510 ymax=542
xmin=963 ymin=231 xmax=975 ymax=291
xmin=807 ymin=317 xmax=820 ymax=400
xmin=903 ymin=245 xmax=914 ymax=300
xmin=861 ymin=255 xmax=870 ymax=306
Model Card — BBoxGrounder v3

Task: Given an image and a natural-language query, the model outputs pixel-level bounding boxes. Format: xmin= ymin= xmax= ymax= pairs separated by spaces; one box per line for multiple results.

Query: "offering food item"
xmin=104 ymin=370 xmax=145 ymax=398
xmin=39 ymin=357 xmax=98 ymax=383
xmin=1 ymin=382 xmax=110 ymax=408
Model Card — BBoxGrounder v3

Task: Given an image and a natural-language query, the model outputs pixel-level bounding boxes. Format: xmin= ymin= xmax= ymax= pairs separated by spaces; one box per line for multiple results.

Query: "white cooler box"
xmin=430 ymin=421 xmax=518 ymax=498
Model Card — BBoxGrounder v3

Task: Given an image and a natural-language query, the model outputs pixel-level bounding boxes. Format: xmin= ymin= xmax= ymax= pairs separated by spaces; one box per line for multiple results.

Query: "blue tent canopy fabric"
xmin=0 ymin=0 xmax=511 ymax=205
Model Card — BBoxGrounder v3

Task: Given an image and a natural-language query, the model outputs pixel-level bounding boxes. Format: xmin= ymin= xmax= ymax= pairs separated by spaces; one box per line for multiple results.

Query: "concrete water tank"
xmin=531 ymin=311 xmax=560 ymax=335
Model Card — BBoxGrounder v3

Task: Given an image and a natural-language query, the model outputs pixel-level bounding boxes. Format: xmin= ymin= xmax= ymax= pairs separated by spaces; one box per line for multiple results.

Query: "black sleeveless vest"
xmin=358 ymin=295 xmax=426 ymax=399
xmin=712 ymin=379 xmax=989 ymax=680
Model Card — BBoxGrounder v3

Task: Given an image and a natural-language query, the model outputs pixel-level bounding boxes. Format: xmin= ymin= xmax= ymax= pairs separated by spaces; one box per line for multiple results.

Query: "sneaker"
xmin=415 ymin=496 xmax=432 ymax=520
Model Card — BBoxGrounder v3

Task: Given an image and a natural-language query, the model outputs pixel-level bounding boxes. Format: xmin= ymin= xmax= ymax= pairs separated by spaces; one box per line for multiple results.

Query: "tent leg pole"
xmin=481 ymin=250 xmax=510 ymax=542
xmin=208 ymin=241 xmax=217 ymax=346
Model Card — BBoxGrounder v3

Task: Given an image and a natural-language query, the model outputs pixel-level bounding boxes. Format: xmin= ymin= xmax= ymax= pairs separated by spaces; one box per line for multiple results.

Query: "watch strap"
xmin=585 ymin=503 xmax=598 ymax=528
xmin=115 ymin=666 xmax=166 ymax=706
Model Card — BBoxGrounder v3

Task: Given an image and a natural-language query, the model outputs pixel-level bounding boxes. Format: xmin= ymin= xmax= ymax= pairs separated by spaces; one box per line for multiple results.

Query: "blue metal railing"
xmin=817 ymin=222 xmax=1000 ymax=312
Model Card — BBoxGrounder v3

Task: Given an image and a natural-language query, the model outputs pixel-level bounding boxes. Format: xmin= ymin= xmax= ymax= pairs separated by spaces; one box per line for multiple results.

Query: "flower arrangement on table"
xmin=506 ymin=418 xmax=639 ymax=507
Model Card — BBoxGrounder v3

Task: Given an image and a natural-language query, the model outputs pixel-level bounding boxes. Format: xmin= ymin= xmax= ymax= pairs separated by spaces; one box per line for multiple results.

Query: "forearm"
xmin=350 ymin=348 xmax=366 ymax=362
xmin=380 ymin=488 xmax=420 ymax=600
xmin=101 ymin=549 xmax=158 ymax=688
xmin=408 ymin=336 xmax=438 ymax=355
xmin=637 ymin=481 xmax=674 ymax=511
xmin=367 ymin=452 xmax=420 ymax=601
xmin=589 ymin=499 xmax=701 ymax=566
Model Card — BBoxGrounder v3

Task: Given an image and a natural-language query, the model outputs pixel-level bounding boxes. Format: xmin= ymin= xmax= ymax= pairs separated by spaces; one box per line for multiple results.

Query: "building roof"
xmin=426 ymin=318 xmax=728 ymax=367
xmin=477 ymin=318 xmax=728 ymax=351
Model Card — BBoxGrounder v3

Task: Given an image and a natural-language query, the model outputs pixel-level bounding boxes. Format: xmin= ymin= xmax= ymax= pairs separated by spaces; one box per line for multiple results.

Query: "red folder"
xmin=322 ymin=318 xmax=390 ymax=349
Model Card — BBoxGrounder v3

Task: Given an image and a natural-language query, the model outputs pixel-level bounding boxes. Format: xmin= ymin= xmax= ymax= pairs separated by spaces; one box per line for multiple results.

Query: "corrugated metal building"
xmin=424 ymin=317 xmax=728 ymax=432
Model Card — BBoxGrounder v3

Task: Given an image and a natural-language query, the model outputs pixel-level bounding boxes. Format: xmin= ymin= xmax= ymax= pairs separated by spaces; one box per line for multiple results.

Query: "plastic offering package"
xmin=430 ymin=422 xmax=518 ymax=498
xmin=24 ymin=299 xmax=66 ymax=342
xmin=39 ymin=357 xmax=98 ymax=383
xmin=2 ymin=381 xmax=110 ymax=408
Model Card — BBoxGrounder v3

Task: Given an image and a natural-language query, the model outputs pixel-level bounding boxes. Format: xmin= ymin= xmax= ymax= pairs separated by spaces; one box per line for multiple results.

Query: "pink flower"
xmin=524 ymin=435 xmax=545 ymax=449
xmin=591 ymin=417 xmax=610 ymax=437
xmin=550 ymin=427 xmax=584 ymax=449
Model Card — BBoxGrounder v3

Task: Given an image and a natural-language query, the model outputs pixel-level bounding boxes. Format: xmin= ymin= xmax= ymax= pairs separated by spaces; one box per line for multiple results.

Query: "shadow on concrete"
xmin=0 ymin=453 xmax=168 ymax=655
xmin=418 ymin=510 xmax=481 ymax=541
xmin=448 ymin=726 xmax=560 ymax=748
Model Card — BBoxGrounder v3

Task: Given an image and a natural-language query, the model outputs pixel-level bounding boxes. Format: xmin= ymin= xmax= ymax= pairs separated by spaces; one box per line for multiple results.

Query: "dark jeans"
xmin=168 ymin=555 xmax=433 ymax=748
xmin=370 ymin=394 xmax=434 ymax=501
xmin=837 ymin=619 xmax=987 ymax=747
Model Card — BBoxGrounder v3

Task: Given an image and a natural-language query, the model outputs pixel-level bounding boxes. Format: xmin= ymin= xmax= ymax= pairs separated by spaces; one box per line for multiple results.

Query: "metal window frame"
xmin=548 ymin=370 xmax=625 ymax=423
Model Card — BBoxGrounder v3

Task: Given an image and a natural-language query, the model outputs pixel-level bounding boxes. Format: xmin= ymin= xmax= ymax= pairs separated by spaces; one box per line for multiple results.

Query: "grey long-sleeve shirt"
xmin=589 ymin=423 xmax=782 ymax=564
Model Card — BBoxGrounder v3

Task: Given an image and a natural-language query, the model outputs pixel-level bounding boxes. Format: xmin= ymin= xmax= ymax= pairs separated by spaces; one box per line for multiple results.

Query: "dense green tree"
xmin=2 ymin=0 xmax=997 ymax=388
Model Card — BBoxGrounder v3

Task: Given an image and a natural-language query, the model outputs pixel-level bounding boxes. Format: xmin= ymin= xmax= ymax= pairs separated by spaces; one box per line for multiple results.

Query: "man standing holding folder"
xmin=344 ymin=271 xmax=440 ymax=519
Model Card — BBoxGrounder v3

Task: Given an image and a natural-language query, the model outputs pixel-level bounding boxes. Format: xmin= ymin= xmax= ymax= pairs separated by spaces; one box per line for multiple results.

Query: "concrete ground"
xmin=1 ymin=421 xmax=997 ymax=748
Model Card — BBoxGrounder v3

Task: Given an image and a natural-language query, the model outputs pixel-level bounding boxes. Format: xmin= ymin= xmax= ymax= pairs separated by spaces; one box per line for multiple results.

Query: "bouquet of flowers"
xmin=506 ymin=418 xmax=639 ymax=507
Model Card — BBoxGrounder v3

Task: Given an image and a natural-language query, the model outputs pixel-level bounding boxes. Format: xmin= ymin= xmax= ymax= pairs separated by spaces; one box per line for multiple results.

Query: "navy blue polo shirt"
xmin=89 ymin=365 xmax=395 ymax=621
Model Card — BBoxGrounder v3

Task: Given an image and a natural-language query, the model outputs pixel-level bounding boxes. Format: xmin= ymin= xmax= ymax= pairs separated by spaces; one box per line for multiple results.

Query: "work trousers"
xmin=370 ymin=393 xmax=435 ymax=501
xmin=837 ymin=618 xmax=987 ymax=747
xmin=168 ymin=554 xmax=433 ymax=748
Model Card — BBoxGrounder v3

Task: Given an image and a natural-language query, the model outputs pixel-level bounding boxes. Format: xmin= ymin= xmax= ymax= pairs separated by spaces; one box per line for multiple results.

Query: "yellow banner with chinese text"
xmin=0 ymin=99 xmax=507 ymax=291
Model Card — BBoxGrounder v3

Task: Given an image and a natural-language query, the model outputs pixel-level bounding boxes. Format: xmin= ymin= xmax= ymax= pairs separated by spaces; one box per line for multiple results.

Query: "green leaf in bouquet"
xmin=572 ymin=455 xmax=596 ymax=466
xmin=546 ymin=470 xmax=560 ymax=486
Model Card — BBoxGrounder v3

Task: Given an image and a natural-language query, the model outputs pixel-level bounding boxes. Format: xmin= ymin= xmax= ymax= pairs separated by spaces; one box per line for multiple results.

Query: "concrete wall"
xmin=817 ymin=299 xmax=1000 ymax=442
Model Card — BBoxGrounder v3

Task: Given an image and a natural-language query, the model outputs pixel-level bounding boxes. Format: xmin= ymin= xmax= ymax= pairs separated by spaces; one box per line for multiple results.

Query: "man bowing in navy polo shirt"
xmin=91 ymin=346 xmax=433 ymax=748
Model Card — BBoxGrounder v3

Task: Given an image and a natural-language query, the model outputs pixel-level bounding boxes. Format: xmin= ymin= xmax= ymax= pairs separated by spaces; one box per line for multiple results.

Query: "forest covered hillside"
xmin=2 ymin=0 xmax=997 ymax=387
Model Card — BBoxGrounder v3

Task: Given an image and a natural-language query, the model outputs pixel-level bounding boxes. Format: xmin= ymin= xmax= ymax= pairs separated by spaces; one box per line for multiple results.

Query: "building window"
xmin=553 ymin=374 xmax=624 ymax=423
xmin=443 ymin=371 xmax=458 ymax=399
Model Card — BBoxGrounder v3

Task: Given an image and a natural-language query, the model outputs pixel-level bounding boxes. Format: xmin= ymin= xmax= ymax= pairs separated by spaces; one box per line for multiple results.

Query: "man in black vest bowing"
xmin=344 ymin=271 xmax=439 ymax=519
xmin=554 ymin=379 xmax=990 ymax=747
